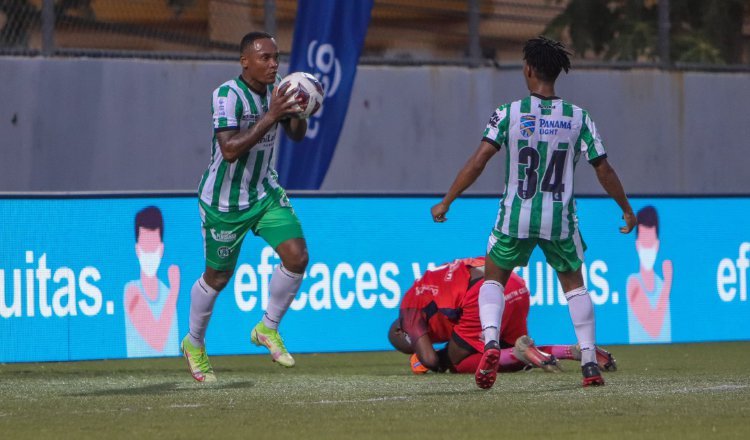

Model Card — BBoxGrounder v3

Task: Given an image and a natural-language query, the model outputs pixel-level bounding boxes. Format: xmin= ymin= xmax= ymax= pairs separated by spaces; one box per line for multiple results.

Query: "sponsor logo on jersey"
xmin=538 ymin=119 xmax=571 ymax=135
xmin=489 ymin=112 xmax=501 ymax=128
xmin=210 ymin=229 xmax=236 ymax=243
xmin=259 ymin=132 xmax=276 ymax=144
xmin=540 ymin=119 xmax=571 ymax=130
xmin=242 ymin=114 xmax=259 ymax=123
xmin=538 ymin=103 xmax=556 ymax=111
xmin=520 ymin=114 xmax=536 ymax=137
xmin=216 ymin=97 xmax=227 ymax=118
xmin=415 ymin=285 xmax=440 ymax=296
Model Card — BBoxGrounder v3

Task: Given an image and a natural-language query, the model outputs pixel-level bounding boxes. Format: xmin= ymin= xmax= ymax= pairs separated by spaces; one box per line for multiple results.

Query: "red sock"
xmin=537 ymin=345 xmax=575 ymax=360
xmin=454 ymin=353 xmax=482 ymax=373
xmin=454 ymin=348 xmax=535 ymax=374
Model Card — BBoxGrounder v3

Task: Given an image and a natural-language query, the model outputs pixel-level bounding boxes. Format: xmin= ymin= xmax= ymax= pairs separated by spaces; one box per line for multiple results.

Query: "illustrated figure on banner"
xmin=124 ymin=206 xmax=181 ymax=357
xmin=626 ymin=205 xmax=673 ymax=343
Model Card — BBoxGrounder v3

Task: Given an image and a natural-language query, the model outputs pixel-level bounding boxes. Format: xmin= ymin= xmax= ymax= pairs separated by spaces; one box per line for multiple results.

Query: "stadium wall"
xmin=0 ymin=58 xmax=748 ymax=194
xmin=1 ymin=195 xmax=748 ymax=362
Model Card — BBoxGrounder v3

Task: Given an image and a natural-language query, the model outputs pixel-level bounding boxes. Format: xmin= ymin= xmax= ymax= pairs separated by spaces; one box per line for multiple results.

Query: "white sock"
xmin=188 ymin=275 xmax=220 ymax=348
xmin=262 ymin=265 xmax=303 ymax=330
xmin=565 ymin=286 xmax=596 ymax=365
xmin=478 ymin=280 xmax=505 ymax=345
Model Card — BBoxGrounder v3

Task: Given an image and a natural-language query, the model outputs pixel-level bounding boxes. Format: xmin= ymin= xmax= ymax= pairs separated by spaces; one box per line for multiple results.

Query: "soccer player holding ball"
xmin=431 ymin=37 xmax=636 ymax=389
xmin=180 ymin=32 xmax=320 ymax=382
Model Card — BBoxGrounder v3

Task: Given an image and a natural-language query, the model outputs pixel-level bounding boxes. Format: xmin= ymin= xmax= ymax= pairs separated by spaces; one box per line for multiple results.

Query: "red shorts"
xmin=452 ymin=281 xmax=530 ymax=353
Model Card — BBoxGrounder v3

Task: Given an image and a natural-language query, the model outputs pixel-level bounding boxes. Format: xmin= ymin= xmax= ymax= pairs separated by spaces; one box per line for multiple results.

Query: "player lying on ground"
xmin=387 ymin=257 xmax=616 ymax=374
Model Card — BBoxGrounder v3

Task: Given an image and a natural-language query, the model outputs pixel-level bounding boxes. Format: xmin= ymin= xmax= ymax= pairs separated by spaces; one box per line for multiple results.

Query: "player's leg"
xmin=251 ymin=189 xmax=306 ymax=367
xmin=569 ymin=344 xmax=618 ymax=371
xmin=475 ymin=232 xmax=534 ymax=389
xmin=537 ymin=344 xmax=578 ymax=361
xmin=501 ymin=291 xmax=562 ymax=372
xmin=540 ymin=232 xmax=604 ymax=386
xmin=448 ymin=332 xmax=528 ymax=374
xmin=448 ymin=332 xmax=481 ymax=373
xmin=263 ymin=237 xmax=307 ymax=329
xmin=479 ymin=255 xmax=511 ymax=346
xmin=182 ymin=202 xmax=251 ymax=382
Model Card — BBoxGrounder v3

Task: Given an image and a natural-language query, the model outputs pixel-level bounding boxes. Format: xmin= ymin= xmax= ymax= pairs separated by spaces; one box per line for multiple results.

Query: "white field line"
xmin=672 ymin=384 xmax=749 ymax=394
xmin=294 ymin=396 xmax=411 ymax=405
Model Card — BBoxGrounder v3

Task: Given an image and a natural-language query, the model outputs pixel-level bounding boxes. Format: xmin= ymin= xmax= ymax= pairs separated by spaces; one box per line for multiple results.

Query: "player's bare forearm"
xmin=216 ymin=115 xmax=278 ymax=162
xmin=217 ymin=85 xmax=300 ymax=162
xmin=432 ymin=141 xmax=497 ymax=222
xmin=593 ymin=158 xmax=636 ymax=233
xmin=414 ymin=335 xmax=441 ymax=371
xmin=281 ymin=118 xmax=307 ymax=142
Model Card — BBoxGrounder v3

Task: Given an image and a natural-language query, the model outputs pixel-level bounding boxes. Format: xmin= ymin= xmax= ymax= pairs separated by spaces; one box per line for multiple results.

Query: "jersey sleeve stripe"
xmin=580 ymin=112 xmax=607 ymax=161
xmin=216 ymin=86 xmax=229 ymax=128
xmin=233 ymin=88 xmax=243 ymax=121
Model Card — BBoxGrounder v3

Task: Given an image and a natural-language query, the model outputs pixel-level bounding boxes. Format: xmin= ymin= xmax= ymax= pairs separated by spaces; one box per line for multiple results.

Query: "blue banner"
xmin=1 ymin=196 xmax=749 ymax=362
xmin=276 ymin=0 xmax=373 ymax=189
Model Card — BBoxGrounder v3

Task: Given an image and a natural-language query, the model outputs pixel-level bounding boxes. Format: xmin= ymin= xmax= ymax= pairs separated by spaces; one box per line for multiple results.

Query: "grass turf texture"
xmin=2 ymin=342 xmax=749 ymax=439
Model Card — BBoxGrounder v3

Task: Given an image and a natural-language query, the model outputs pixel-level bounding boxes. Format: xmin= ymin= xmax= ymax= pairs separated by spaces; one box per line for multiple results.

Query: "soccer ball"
xmin=279 ymin=72 xmax=325 ymax=119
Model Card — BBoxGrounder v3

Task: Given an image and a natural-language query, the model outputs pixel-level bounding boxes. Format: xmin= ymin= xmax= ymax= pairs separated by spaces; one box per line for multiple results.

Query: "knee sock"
xmin=478 ymin=280 xmax=505 ymax=344
xmin=188 ymin=275 xmax=220 ymax=348
xmin=565 ymin=286 xmax=596 ymax=365
xmin=262 ymin=265 xmax=304 ymax=330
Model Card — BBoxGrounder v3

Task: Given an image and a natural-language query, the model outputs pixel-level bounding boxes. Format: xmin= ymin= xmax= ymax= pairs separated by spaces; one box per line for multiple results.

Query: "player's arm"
xmin=432 ymin=141 xmax=497 ymax=222
xmin=280 ymin=117 xmax=307 ymax=142
xmin=592 ymin=157 xmax=636 ymax=233
xmin=413 ymin=335 xmax=443 ymax=372
xmin=217 ymin=84 xmax=299 ymax=162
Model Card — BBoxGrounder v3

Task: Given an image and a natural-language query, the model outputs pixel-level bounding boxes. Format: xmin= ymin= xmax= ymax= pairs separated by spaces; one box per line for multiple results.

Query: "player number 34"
xmin=517 ymin=146 xmax=566 ymax=201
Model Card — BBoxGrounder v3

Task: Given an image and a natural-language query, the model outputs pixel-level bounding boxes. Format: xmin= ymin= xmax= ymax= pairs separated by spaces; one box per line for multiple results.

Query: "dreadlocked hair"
xmin=523 ymin=36 xmax=572 ymax=83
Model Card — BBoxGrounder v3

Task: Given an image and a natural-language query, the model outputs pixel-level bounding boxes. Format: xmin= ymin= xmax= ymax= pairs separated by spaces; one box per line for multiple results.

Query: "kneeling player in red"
xmin=388 ymin=257 xmax=615 ymax=376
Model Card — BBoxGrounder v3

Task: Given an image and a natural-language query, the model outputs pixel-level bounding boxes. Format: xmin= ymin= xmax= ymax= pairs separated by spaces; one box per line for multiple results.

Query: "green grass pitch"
xmin=2 ymin=342 xmax=750 ymax=439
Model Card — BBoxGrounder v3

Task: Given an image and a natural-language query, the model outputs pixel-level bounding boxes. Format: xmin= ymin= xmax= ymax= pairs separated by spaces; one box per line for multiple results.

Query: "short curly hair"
xmin=523 ymin=36 xmax=572 ymax=82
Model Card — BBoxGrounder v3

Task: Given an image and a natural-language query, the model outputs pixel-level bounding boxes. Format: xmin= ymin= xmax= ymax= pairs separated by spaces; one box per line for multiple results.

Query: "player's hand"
xmin=620 ymin=211 xmax=636 ymax=234
xmin=431 ymin=202 xmax=449 ymax=222
xmin=268 ymin=83 xmax=301 ymax=121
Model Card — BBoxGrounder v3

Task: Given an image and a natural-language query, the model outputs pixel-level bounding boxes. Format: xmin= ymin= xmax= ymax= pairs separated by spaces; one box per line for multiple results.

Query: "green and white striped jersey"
xmin=198 ymin=75 xmax=282 ymax=212
xmin=483 ymin=94 xmax=607 ymax=240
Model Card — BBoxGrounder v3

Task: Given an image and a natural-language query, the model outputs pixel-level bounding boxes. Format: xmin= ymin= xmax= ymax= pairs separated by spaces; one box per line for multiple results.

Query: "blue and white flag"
xmin=276 ymin=0 xmax=373 ymax=189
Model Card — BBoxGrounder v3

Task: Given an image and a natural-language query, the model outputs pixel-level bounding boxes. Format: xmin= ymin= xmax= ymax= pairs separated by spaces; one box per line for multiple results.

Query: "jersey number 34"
xmin=517 ymin=145 xmax=566 ymax=202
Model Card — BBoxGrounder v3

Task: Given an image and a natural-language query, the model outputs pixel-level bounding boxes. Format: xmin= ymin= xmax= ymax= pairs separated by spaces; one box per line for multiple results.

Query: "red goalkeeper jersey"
xmin=399 ymin=257 xmax=485 ymax=343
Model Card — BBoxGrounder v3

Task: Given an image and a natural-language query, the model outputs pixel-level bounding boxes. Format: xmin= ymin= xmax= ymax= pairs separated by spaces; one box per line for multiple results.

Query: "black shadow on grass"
xmin=68 ymin=380 xmax=255 ymax=397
